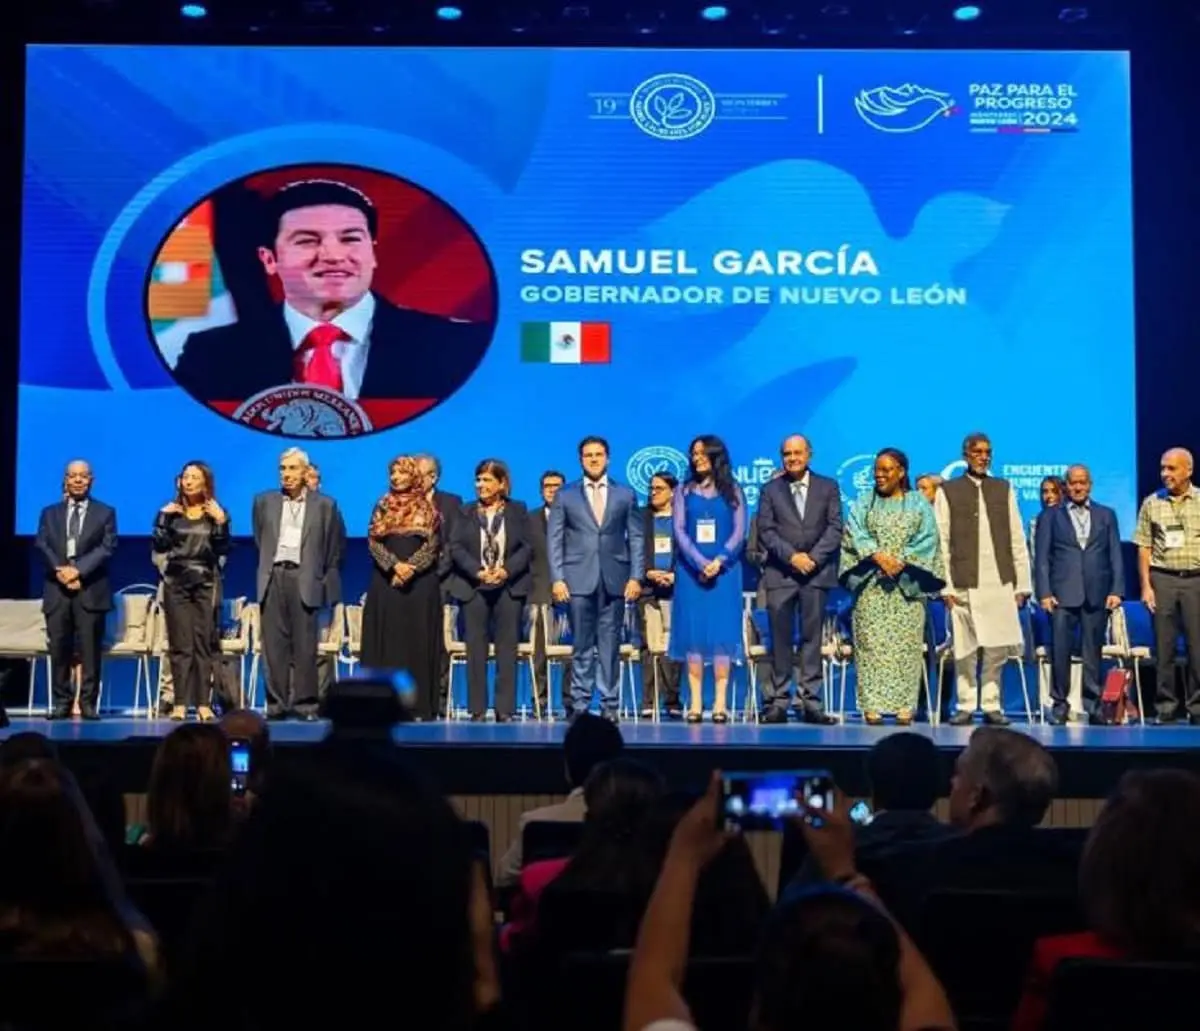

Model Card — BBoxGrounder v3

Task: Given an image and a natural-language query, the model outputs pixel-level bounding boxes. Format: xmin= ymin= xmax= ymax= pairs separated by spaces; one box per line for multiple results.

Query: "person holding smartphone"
xmin=153 ymin=460 xmax=230 ymax=722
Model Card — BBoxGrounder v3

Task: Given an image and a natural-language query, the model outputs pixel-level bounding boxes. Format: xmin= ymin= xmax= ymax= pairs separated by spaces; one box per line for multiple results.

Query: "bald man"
xmin=755 ymin=435 xmax=842 ymax=724
xmin=1034 ymin=464 xmax=1123 ymax=724
xmin=1134 ymin=447 xmax=1200 ymax=724
xmin=34 ymin=460 xmax=117 ymax=719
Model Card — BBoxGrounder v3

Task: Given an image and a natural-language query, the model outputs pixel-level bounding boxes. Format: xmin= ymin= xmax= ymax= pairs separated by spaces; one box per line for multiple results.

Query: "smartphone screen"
xmin=229 ymin=739 xmax=251 ymax=796
xmin=721 ymin=770 xmax=834 ymax=831
xmin=848 ymin=799 xmax=874 ymax=827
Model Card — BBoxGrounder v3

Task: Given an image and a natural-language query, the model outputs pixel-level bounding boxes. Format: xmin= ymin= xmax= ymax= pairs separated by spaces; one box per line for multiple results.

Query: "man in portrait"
xmin=172 ymin=178 xmax=490 ymax=407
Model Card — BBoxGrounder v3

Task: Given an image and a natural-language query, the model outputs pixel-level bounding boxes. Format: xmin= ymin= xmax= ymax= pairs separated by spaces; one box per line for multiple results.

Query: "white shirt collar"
xmin=586 ymin=476 xmax=609 ymax=490
xmin=283 ymin=291 xmax=376 ymax=350
xmin=790 ymin=471 xmax=811 ymax=489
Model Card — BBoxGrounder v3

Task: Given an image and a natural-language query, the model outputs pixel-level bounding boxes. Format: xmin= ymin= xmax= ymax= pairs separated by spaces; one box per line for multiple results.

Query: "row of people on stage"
xmin=33 ymin=437 xmax=1200 ymax=726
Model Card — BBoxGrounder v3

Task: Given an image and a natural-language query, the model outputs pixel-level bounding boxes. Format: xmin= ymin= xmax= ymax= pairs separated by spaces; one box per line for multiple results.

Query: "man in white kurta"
xmin=934 ymin=435 xmax=1031 ymax=724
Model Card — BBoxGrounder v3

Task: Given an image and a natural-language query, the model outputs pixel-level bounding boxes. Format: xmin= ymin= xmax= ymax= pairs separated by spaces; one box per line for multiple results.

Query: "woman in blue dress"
xmin=670 ymin=435 xmax=747 ymax=723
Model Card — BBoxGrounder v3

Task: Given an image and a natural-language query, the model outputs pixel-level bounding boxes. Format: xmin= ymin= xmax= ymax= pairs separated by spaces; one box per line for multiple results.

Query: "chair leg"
xmin=1015 ymin=659 xmax=1036 ymax=724
xmin=27 ymin=659 xmax=37 ymax=716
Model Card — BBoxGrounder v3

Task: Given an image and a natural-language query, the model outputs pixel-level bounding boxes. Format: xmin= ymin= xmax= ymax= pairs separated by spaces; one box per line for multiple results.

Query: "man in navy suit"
xmin=33 ymin=460 xmax=117 ymax=720
xmin=1035 ymin=464 xmax=1124 ymax=725
xmin=548 ymin=436 xmax=645 ymax=721
xmin=173 ymin=179 xmax=490 ymax=415
xmin=756 ymin=435 xmax=841 ymax=724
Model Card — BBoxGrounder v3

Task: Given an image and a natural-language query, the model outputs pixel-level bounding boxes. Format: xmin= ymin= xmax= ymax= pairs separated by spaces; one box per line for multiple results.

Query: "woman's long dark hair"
xmin=688 ymin=435 xmax=740 ymax=508
xmin=474 ymin=458 xmax=511 ymax=502
xmin=175 ymin=460 xmax=216 ymax=505
xmin=873 ymin=447 xmax=912 ymax=498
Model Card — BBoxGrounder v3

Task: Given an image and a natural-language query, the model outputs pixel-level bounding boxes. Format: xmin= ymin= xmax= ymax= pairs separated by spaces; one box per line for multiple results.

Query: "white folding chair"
xmin=104 ymin=585 xmax=157 ymax=716
xmin=341 ymin=602 xmax=364 ymax=680
xmin=1102 ymin=604 xmax=1147 ymax=725
xmin=642 ymin=599 xmax=672 ymax=722
xmin=0 ymin=600 xmax=53 ymax=715
xmin=443 ymin=603 xmax=470 ymax=719
xmin=219 ymin=597 xmax=252 ymax=709
xmin=516 ymin=606 xmax=540 ymax=720
xmin=539 ymin=604 xmax=574 ymax=721
xmin=317 ymin=603 xmax=345 ymax=688
xmin=618 ymin=604 xmax=641 ymax=721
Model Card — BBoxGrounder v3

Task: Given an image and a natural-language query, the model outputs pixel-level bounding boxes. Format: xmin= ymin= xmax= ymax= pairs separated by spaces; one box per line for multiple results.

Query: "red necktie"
xmin=294 ymin=323 xmax=347 ymax=393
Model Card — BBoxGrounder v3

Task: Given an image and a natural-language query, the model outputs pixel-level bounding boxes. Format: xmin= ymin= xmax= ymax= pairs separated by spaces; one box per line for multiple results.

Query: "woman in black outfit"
xmin=153 ymin=461 xmax=230 ymax=722
xmin=362 ymin=456 xmax=442 ymax=720
xmin=449 ymin=459 xmax=531 ymax=721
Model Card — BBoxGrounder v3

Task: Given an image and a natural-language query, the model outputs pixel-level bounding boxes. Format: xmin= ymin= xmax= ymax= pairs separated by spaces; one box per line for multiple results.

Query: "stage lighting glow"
xmin=953 ymin=4 xmax=981 ymax=20
xmin=699 ymin=5 xmax=729 ymax=20
xmin=435 ymin=5 xmax=464 ymax=19
xmin=179 ymin=2 xmax=207 ymax=16
xmin=1059 ymin=5 xmax=1089 ymax=21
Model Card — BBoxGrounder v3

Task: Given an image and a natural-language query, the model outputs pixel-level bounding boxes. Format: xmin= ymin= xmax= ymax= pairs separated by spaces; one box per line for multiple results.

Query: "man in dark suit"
xmin=756 ymin=435 xmax=841 ymax=724
xmin=34 ymin=460 xmax=117 ymax=719
xmin=528 ymin=470 xmax=568 ymax=715
xmin=252 ymin=447 xmax=344 ymax=721
xmin=1035 ymin=463 xmax=1124 ymax=725
xmin=548 ymin=436 xmax=645 ymax=721
xmin=416 ymin=453 xmax=463 ymax=718
xmin=303 ymin=462 xmax=345 ymax=706
xmin=172 ymin=179 xmax=491 ymax=413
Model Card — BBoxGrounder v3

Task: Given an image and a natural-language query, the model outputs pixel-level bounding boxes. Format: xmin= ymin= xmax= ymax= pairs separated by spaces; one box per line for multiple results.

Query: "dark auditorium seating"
xmin=1043 ymin=958 xmax=1200 ymax=1031
xmin=528 ymin=952 xmax=754 ymax=1031
xmin=0 ymin=955 xmax=148 ymax=1027
xmin=522 ymin=819 xmax=583 ymax=864
xmin=917 ymin=888 xmax=1085 ymax=1031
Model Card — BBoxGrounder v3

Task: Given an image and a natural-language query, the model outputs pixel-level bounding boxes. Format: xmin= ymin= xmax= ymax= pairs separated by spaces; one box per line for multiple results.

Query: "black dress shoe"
xmin=1153 ymin=714 xmax=1180 ymax=725
xmin=80 ymin=708 xmax=100 ymax=721
xmin=1088 ymin=714 xmax=1111 ymax=726
xmin=1047 ymin=711 xmax=1068 ymax=726
xmin=602 ymin=711 xmax=620 ymax=725
xmin=495 ymin=713 xmax=513 ymax=724
xmin=948 ymin=711 xmax=974 ymax=726
xmin=761 ymin=708 xmax=788 ymax=724
xmin=299 ymin=712 xmax=320 ymax=722
xmin=983 ymin=712 xmax=1011 ymax=726
xmin=802 ymin=711 xmax=838 ymax=726
xmin=47 ymin=709 xmax=71 ymax=721
xmin=1190 ymin=714 xmax=1200 ymax=726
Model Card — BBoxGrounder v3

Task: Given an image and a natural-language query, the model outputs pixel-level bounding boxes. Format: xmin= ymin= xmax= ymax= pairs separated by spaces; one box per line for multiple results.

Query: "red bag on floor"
xmin=1100 ymin=668 xmax=1136 ymax=724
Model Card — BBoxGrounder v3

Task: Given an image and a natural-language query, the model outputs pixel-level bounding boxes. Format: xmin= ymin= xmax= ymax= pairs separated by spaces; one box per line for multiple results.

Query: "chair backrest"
xmin=107 ymin=588 xmax=156 ymax=650
xmin=344 ymin=603 xmax=364 ymax=654
xmin=219 ymin=596 xmax=248 ymax=643
xmin=242 ymin=603 xmax=261 ymax=655
xmin=644 ymin=601 xmax=669 ymax=654
xmin=442 ymin=603 xmax=461 ymax=649
xmin=0 ymin=599 xmax=48 ymax=654
xmin=1120 ymin=600 xmax=1154 ymax=650
xmin=750 ymin=607 xmax=771 ymax=648
xmin=318 ymin=603 xmax=345 ymax=648
xmin=522 ymin=819 xmax=584 ymax=864
xmin=926 ymin=596 xmax=950 ymax=649
xmin=918 ymin=888 xmax=1085 ymax=1027
xmin=1029 ymin=604 xmax=1053 ymax=651
xmin=1043 ymin=957 xmax=1200 ymax=1031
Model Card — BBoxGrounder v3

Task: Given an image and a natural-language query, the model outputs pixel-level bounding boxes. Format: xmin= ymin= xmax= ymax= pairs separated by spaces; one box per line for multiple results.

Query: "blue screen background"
xmin=19 ymin=46 xmax=1134 ymax=534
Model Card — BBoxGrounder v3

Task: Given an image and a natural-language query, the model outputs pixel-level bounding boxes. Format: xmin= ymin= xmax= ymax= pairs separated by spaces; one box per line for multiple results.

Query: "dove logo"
xmin=854 ymin=84 xmax=956 ymax=133
xmin=836 ymin=453 xmax=878 ymax=505
xmin=629 ymin=73 xmax=718 ymax=140
xmin=627 ymin=445 xmax=690 ymax=498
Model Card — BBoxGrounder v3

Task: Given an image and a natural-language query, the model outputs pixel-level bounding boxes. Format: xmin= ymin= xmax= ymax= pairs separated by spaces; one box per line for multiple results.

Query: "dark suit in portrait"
xmin=756 ymin=472 xmax=842 ymax=719
xmin=34 ymin=498 xmax=117 ymax=717
xmin=1035 ymin=500 xmax=1124 ymax=720
xmin=252 ymin=489 xmax=344 ymax=719
xmin=174 ymin=294 xmax=491 ymax=406
xmin=449 ymin=501 xmax=532 ymax=719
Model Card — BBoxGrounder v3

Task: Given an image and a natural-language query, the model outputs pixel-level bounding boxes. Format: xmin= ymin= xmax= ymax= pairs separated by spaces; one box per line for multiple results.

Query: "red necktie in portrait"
xmin=294 ymin=323 xmax=348 ymax=393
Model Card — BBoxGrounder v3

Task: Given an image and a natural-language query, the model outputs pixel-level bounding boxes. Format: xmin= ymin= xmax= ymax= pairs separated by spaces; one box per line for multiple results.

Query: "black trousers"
xmin=765 ymin=585 xmax=826 ymax=713
xmin=1051 ymin=603 xmax=1107 ymax=716
xmin=1150 ymin=569 xmax=1200 ymax=718
xmin=463 ymin=589 xmax=523 ymax=717
xmin=162 ymin=577 xmax=219 ymax=709
xmin=262 ymin=566 xmax=319 ymax=717
xmin=46 ymin=595 xmax=104 ymax=713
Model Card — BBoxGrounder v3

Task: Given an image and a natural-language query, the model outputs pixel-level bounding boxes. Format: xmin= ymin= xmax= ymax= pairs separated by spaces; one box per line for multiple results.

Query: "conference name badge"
xmin=696 ymin=519 xmax=717 ymax=545
xmin=1164 ymin=526 xmax=1186 ymax=551
xmin=654 ymin=535 xmax=672 ymax=555
xmin=231 ymin=385 xmax=373 ymax=438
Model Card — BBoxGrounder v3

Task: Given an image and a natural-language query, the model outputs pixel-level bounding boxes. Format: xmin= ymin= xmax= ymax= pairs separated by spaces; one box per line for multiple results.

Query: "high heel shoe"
xmin=712 ymin=711 xmax=729 ymax=725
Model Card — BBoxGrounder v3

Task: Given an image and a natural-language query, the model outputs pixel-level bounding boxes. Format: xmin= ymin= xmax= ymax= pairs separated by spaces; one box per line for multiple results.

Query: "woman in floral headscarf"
xmin=361 ymin=456 xmax=443 ymax=719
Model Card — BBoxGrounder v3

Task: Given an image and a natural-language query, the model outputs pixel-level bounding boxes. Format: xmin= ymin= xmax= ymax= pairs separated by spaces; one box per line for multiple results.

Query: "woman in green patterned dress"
xmin=840 ymin=448 xmax=945 ymax=726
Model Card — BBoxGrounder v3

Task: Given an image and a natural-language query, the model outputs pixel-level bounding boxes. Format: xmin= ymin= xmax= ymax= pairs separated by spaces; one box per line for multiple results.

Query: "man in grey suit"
xmin=756 ymin=434 xmax=842 ymax=724
xmin=548 ymin=436 xmax=644 ymax=722
xmin=253 ymin=447 xmax=344 ymax=720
